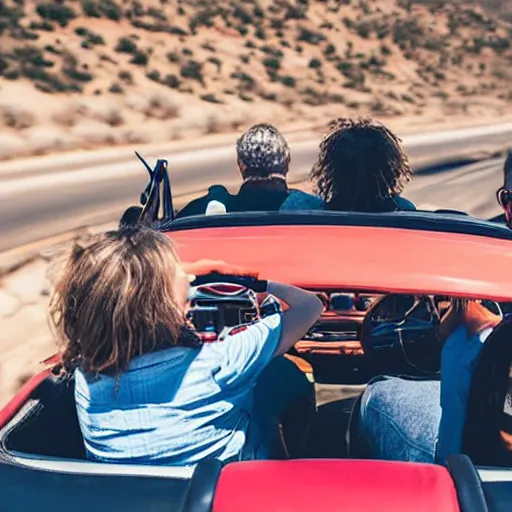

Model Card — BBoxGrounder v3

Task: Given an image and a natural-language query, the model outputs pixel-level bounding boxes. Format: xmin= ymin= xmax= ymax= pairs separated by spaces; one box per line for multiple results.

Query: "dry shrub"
xmin=52 ymin=104 xmax=88 ymax=127
xmin=26 ymin=126 xmax=75 ymax=156
xmin=1 ymin=106 xmax=35 ymax=130
xmin=73 ymin=120 xmax=117 ymax=146
xmin=143 ymin=94 xmax=180 ymax=120
xmin=168 ymin=124 xmax=183 ymax=140
xmin=121 ymin=129 xmax=149 ymax=144
xmin=102 ymin=109 xmax=124 ymax=127
xmin=204 ymin=113 xmax=223 ymax=134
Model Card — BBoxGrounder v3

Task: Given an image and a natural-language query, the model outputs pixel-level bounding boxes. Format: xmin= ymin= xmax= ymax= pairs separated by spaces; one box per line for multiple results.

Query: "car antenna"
xmin=135 ymin=151 xmax=175 ymax=226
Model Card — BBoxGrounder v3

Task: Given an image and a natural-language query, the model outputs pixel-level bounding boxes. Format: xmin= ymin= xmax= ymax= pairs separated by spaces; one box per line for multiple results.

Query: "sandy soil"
xmin=3 ymin=0 xmax=512 ymax=160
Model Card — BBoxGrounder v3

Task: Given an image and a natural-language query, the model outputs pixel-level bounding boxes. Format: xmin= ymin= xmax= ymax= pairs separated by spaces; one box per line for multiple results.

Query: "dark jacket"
xmin=375 ymin=195 xmax=416 ymax=212
xmin=176 ymin=180 xmax=323 ymax=219
xmin=324 ymin=194 xmax=416 ymax=214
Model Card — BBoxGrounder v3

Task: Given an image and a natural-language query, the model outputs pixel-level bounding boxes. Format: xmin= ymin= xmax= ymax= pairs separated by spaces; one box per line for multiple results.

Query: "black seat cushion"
xmin=2 ymin=374 xmax=86 ymax=460
xmin=0 ymin=457 xmax=222 ymax=512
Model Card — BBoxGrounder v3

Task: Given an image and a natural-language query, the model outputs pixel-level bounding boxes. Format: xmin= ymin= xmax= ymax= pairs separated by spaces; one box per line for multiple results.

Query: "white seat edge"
xmin=6 ymin=451 xmax=196 ymax=479
xmin=478 ymin=467 xmax=512 ymax=482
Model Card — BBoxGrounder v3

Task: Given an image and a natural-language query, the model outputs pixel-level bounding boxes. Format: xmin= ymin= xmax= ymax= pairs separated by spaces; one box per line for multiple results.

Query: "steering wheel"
xmin=191 ymin=272 xmax=268 ymax=292
xmin=360 ymin=294 xmax=443 ymax=376
xmin=187 ymin=274 xmax=271 ymax=339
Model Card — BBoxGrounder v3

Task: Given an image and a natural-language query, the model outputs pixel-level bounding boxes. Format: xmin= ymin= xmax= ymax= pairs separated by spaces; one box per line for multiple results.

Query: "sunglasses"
xmin=497 ymin=187 xmax=512 ymax=209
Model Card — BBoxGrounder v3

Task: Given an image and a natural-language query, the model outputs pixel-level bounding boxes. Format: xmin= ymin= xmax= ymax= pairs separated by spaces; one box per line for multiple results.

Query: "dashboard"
xmin=296 ymin=292 xmax=380 ymax=357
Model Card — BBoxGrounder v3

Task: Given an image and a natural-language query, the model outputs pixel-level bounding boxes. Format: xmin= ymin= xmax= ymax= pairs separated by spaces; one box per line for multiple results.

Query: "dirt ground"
xmin=0 ymin=221 xmax=117 ymax=407
xmin=3 ymin=0 xmax=512 ymax=160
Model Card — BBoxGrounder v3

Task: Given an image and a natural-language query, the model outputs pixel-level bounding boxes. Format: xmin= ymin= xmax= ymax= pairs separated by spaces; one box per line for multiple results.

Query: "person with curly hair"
xmin=310 ymin=117 xmax=416 ymax=213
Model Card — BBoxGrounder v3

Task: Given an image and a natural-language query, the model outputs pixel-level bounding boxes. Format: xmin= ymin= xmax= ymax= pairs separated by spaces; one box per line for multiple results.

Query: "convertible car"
xmin=2 ymin=160 xmax=512 ymax=511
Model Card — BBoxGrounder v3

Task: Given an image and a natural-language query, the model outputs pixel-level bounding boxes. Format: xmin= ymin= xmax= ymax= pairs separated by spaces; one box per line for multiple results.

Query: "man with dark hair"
xmin=176 ymin=123 xmax=323 ymax=218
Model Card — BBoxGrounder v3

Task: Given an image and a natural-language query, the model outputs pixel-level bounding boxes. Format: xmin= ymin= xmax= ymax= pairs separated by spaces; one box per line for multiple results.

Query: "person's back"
xmin=309 ymin=117 xmax=415 ymax=213
xmin=75 ymin=315 xmax=283 ymax=464
xmin=176 ymin=124 xmax=322 ymax=218
xmin=49 ymin=226 xmax=322 ymax=465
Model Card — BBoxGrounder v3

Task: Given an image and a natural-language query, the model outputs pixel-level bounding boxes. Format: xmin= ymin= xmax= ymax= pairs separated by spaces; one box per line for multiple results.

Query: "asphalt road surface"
xmin=0 ymin=122 xmax=511 ymax=252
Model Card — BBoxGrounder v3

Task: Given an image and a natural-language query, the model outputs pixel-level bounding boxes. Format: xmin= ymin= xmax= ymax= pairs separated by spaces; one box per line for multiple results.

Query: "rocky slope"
xmin=1 ymin=0 xmax=512 ymax=159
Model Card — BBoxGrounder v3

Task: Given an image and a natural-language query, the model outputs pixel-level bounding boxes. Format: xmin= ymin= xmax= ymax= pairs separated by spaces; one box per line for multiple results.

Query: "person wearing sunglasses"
xmin=49 ymin=225 xmax=322 ymax=466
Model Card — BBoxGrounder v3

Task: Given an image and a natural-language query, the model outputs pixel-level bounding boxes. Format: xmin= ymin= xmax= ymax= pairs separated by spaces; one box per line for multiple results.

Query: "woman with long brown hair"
xmin=49 ymin=225 xmax=322 ymax=465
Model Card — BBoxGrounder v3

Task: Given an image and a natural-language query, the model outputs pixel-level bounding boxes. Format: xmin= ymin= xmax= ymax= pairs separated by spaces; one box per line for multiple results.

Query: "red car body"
xmin=170 ymin=223 xmax=512 ymax=301
xmin=1 ymin=211 xmax=512 ymax=512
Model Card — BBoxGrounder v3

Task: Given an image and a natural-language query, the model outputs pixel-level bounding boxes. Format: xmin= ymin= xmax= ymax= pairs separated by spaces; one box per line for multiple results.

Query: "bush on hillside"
xmin=35 ymin=2 xmax=76 ymax=27
xmin=115 ymin=37 xmax=137 ymax=54
xmin=81 ymin=0 xmax=122 ymax=20
xmin=279 ymin=75 xmax=296 ymax=87
xmin=29 ymin=21 xmax=55 ymax=31
xmin=146 ymin=70 xmax=160 ymax=82
xmin=262 ymin=56 xmax=281 ymax=70
xmin=118 ymin=70 xmax=133 ymax=83
xmin=309 ymin=57 xmax=322 ymax=68
xmin=201 ymin=93 xmax=223 ymax=104
xmin=163 ymin=74 xmax=180 ymax=88
xmin=109 ymin=82 xmax=124 ymax=93
xmin=167 ymin=51 xmax=180 ymax=63
xmin=130 ymin=51 xmax=149 ymax=66
xmin=180 ymin=60 xmax=204 ymax=85
xmin=63 ymin=66 xmax=93 ymax=82
xmin=297 ymin=27 xmax=326 ymax=44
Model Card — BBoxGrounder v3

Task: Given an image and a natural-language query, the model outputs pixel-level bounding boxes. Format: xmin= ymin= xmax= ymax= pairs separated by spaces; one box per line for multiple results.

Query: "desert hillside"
xmin=1 ymin=0 xmax=512 ymax=159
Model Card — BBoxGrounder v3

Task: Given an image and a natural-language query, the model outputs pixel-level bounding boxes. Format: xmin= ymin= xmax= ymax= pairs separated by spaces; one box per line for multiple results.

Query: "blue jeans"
xmin=245 ymin=356 xmax=314 ymax=460
xmin=359 ymin=376 xmax=441 ymax=464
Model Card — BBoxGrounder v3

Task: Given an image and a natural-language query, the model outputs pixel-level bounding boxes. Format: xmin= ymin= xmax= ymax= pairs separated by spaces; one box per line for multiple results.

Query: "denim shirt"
xmin=75 ymin=314 xmax=282 ymax=466
xmin=437 ymin=324 xmax=494 ymax=463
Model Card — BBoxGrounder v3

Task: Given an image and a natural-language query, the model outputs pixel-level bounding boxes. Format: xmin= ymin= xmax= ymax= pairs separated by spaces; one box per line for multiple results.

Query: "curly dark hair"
xmin=310 ymin=117 xmax=412 ymax=212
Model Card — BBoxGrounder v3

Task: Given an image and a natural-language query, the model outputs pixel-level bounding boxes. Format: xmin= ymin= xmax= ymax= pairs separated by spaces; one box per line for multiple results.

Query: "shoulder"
xmin=175 ymin=194 xmax=210 ymax=219
xmin=176 ymin=185 xmax=232 ymax=218
xmin=392 ymin=195 xmax=416 ymax=211
xmin=119 ymin=206 xmax=143 ymax=227
xmin=281 ymin=190 xmax=324 ymax=210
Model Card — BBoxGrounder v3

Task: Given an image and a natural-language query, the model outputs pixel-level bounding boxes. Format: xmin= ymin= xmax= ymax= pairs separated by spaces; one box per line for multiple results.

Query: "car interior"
xmin=2 ymin=284 xmax=512 ymax=511
xmin=2 ymin=211 xmax=512 ymax=510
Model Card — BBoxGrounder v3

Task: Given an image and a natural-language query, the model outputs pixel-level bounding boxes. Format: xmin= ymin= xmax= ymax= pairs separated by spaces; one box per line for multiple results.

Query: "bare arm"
xmin=267 ymin=281 xmax=323 ymax=356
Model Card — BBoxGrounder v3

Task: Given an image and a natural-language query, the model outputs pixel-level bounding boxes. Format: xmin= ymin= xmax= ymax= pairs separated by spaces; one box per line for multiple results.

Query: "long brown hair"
xmin=310 ymin=117 xmax=412 ymax=212
xmin=49 ymin=226 xmax=197 ymax=375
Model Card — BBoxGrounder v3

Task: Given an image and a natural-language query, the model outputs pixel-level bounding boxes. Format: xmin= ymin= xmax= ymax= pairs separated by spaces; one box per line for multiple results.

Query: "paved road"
xmin=407 ymin=157 xmax=504 ymax=219
xmin=0 ymin=123 xmax=511 ymax=252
